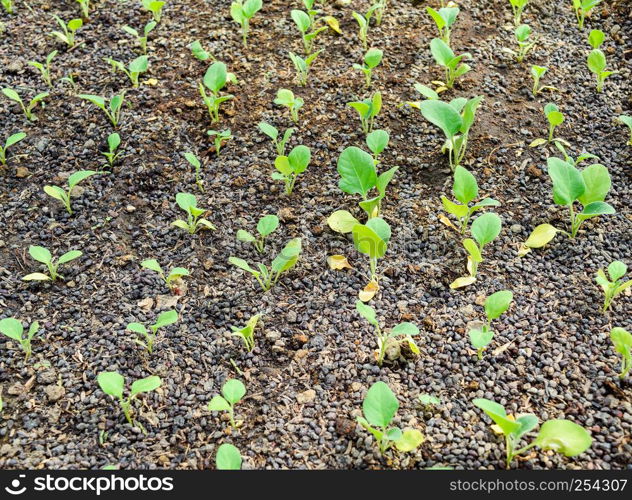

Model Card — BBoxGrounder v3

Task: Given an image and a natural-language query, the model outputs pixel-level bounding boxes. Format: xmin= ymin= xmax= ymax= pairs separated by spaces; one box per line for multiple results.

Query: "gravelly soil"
xmin=0 ymin=0 xmax=630 ymax=470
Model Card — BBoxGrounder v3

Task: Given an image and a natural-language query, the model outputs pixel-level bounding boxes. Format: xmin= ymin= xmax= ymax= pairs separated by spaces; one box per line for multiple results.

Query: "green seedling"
xmin=529 ymin=103 xmax=567 ymax=148
xmin=61 ymin=74 xmax=78 ymax=92
xmin=442 ymin=166 xmax=500 ymax=234
xmin=50 ymin=16 xmax=83 ymax=47
xmin=127 ymin=310 xmax=178 ymax=354
xmin=184 ymin=152 xmax=204 ymax=191
xmin=468 ymin=290 xmax=513 ymax=360
xmin=426 ymin=6 xmax=459 ymax=44
xmin=572 ymin=0 xmax=602 ymax=29
xmin=357 ymin=381 xmax=424 ymax=455
xmin=142 ymin=0 xmax=165 ymax=22
xmin=237 ymin=214 xmax=280 ymax=253
xmin=473 ymin=398 xmax=592 ymax=468
xmin=106 ymin=55 xmax=149 ymax=87
xmin=530 ymin=65 xmax=557 ymax=95
xmin=419 ymin=394 xmax=440 ymax=409
xmin=595 ymin=261 xmax=631 ymax=312
xmin=419 ymin=95 xmax=483 ymax=171
xmin=353 ymin=48 xmax=383 ymax=88
xmin=189 ymin=40 xmax=215 ymax=61
xmin=352 ymin=217 xmax=391 ymax=284
xmin=2 ymin=88 xmax=49 ymax=122
xmin=171 ymin=192 xmax=216 ymax=234
xmin=78 ymin=93 xmax=125 ymax=127
xmin=0 ymin=132 xmax=26 ymax=165
xmin=617 ymin=115 xmax=632 ymax=146
xmin=586 ymin=30 xmax=617 ymax=93
xmin=503 ymin=24 xmax=537 ymax=62
xmin=450 ymin=212 xmax=502 ymax=288
xmin=348 ymin=91 xmax=382 ymax=134
xmin=373 ymin=0 xmax=388 ymax=25
xmin=289 ymin=50 xmax=323 ymax=86
xmin=2 ymin=0 xmax=14 ymax=14
xmin=508 ymin=0 xmax=529 ymax=25
xmin=76 ymin=0 xmax=90 ymax=19
xmin=0 ymin=318 xmax=39 ymax=360
xmin=141 ymin=259 xmax=190 ymax=292
xmin=430 ymin=38 xmax=471 ymax=89
xmin=101 ymin=133 xmax=121 ymax=169
xmin=291 ymin=9 xmax=328 ymax=54
xmin=258 ymin=122 xmax=294 ymax=155
xmin=122 ymin=21 xmax=157 ymax=54
xmin=366 ymin=129 xmax=389 ymax=164
xmin=273 ymin=145 xmax=311 ymax=195
xmin=23 ymin=245 xmax=82 ymax=281
xmin=547 ymin=157 xmax=614 ymax=238
xmin=274 ymin=88 xmax=304 ymax=124
xmin=352 ymin=5 xmax=379 ymax=50
xmin=44 ymin=170 xmax=97 ymax=215
xmin=216 ymin=443 xmax=242 ymax=470
xmin=610 ymin=327 xmax=631 ymax=379
xmin=28 ymin=50 xmax=57 ymax=87
xmin=231 ymin=0 xmax=263 ymax=47
xmin=229 ymin=238 xmax=302 ymax=291
xmin=208 ymin=379 xmax=246 ymax=429
xmin=97 ymin=372 xmax=161 ymax=426
xmin=230 ymin=314 xmax=260 ymax=352
xmin=207 ymin=129 xmax=233 ymax=155
xmin=356 ymin=300 xmax=420 ymax=366
xmin=199 ymin=62 xmax=235 ymax=123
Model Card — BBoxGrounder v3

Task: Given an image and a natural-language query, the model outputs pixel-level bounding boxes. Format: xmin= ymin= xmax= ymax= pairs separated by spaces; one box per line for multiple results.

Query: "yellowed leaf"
xmin=438 ymin=214 xmax=458 ymax=231
xmin=327 ymin=255 xmax=352 ymax=270
xmin=517 ymin=244 xmax=531 ymax=257
xmin=491 ymin=414 xmax=515 ymax=435
xmin=358 ymin=280 xmax=379 ymax=302
xmin=323 ymin=16 xmax=342 ymax=34
xmin=449 ymin=276 xmax=476 ymax=289
xmin=524 ymin=223 xmax=558 ymax=249
xmin=143 ymin=78 xmax=158 ymax=86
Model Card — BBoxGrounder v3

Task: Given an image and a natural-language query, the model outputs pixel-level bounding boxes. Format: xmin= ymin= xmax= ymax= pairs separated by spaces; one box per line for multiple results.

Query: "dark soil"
xmin=0 ymin=0 xmax=630 ymax=470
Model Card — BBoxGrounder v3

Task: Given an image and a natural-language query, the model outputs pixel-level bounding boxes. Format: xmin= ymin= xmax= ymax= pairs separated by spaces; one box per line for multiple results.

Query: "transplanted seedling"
xmin=44 ymin=170 xmax=97 ymax=215
xmin=76 ymin=0 xmax=90 ymax=19
xmin=207 ymin=129 xmax=233 ymax=156
xmin=586 ymin=30 xmax=617 ymax=93
xmin=229 ymin=238 xmax=302 ymax=291
xmin=273 ymin=145 xmax=311 ymax=195
xmin=353 ymin=48 xmax=383 ymax=88
xmin=0 ymin=318 xmax=40 ymax=360
xmin=572 ymin=0 xmax=602 ymax=29
xmin=231 ymin=0 xmax=263 ymax=47
xmin=610 ymin=327 xmax=632 ymax=379
xmin=352 ymin=5 xmax=379 ymax=50
xmin=529 ymin=103 xmax=567 ymax=148
xmin=28 ymin=50 xmax=57 ymax=87
xmin=97 ymin=372 xmax=161 ymax=426
xmin=23 ymin=245 xmax=82 ymax=282
xmin=216 ymin=443 xmax=242 ymax=470
xmin=348 ymin=91 xmax=382 ymax=134
xmin=127 ymin=309 xmax=178 ymax=354
xmin=106 ymin=55 xmax=149 ymax=87
xmin=356 ymin=300 xmax=420 ymax=366
xmin=274 ymin=89 xmax=304 ymax=124
xmin=258 ymin=122 xmax=294 ymax=155
xmin=230 ymin=314 xmax=260 ymax=352
xmin=366 ymin=129 xmax=389 ymax=164
xmin=353 ymin=217 xmax=391 ymax=289
xmin=2 ymin=88 xmax=49 ymax=122
xmin=237 ymin=214 xmax=280 ymax=253
xmin=441 ymin=166 xmax=500 ymax=234
xmin=2 ymin=0 xmax=14 ymax=14
xmin=473 ymin=398 xmax=592 ymax=468
xmin=122 ymin=21 xmax=157 ymax=54
xmin=291 ymin=9 xmax=329 ymax=54
xmin=426 ymin=5 xmax=459 ymax=44
xmin=507 ymin=0 xmax=529 ymax=25
xmin=357 ymin=381 xmax=424 ymax=455
xmin=430 ymin=38 xmax=471 ymax=89
xmin=468 ymin=290 xmax=513 ymax=360
xmin=503 ymin=24 xmax=537 ymax=63
xmin=189 ymin=40 xmax=215 ymax=61
xmin=50 ymin=15 xmax=83 ymax=47
xmin=171 ymin=192 xmax=216 ymax=234
xmin=78 ymin=93 xmax=125 ymax=127
xmin=142 ymin=0 xmax=166 ymax=22
xmin=199 ymin=62 xmax=235 ymax=123
xmin=0 ymin=132 xmax=26 ymax=165
xmin=617 ymin=115 xmax=632 ymax=146
xmin=184 ymin=152 xmax=204 ymax=191
xmin=141 ymin=259 xmax=190 ymax=292
xmin=289 ymin=50 xmax=323 ymax=86
xmin=595 ymin=261 xmax=631 ymax=312
xmin=530 ymin=65 xmax=557 ymax=95
xmin=101 ymin=133 xmax=121 ymax=170
xmin=208 ymin=379 xmax=246 ymax=429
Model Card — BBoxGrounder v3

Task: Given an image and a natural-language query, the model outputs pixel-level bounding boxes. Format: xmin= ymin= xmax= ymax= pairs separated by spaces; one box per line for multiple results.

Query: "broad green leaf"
xmin=376 ymin=166 xmax=398 ymax=195
xmin=29 ymin=245 xmax=52 ymax=264
xmin=229 ymin=257 xmax=259 ymax=275
xmin=216 ymin=443 xmax=242 ymax=470
xmin=578 ymin=163 xmax=610 ymax=205
xmin=236 ymin=230 xmax=256 ymax=243
xmin=97 ymin=372 xmax=125 ymax=399
xmin=222 ymin=379 xmax=246 ymax=405
xmin=130 ymin=375 xmax=161 ymax=397
xmin=44 ymin=185 xmax=66 ymax=201
xmin=58 ymin=250 xmax=82 ymax=264
xmin=441 ymin=196 xmax=468 ymax=218
xmin=607 ymin=261 xmax=627 ymax=282
xmin=469 ymin=328 xmax=493 ymax=349
xmin=288 ymin=145 xmax=311 ymax=174
xmin=523 ymin=224 xmax=558 ymax=249
xmin=484 ymin=290 xmax=513 ymax=320
xmin=534 ymin=420 xmax=592 ymax=457
xmin=587 ymin=50 xmax=606 ymax=74
xmin=127 ymin=322 xmax=148 ymax=335
xmin=419 ymin=394 xmax=440 ymax=406
xmin=366 ymin=129 xmax=389 ymax=156
xmin=471 ymin=212 xmax=501 ymax=247
xmin=68 ymin=170 xmax=96 ymax=189
xmin=363 ymin=381 xmax=398 ymax=428
xmin=6 ymin=132 xmax=26 ymax=148
xmin=356 ymin=299 xmax=378 ymax=326
xmin=176 ymin=192 xmax=197 ymax=211
xmin=337 ymin=146 xmax=377 ymax=198
xmin=419 ymin=99 xmax=462 ymax=139
xmin=154 ymin=310 xmax=178 ymax=329
xmin=271 ymin=238 xmax=301 ymax=273
xmin=391 ymin=322 xmax=420 ymax=336
xmin=2 ymin=88 xmax=21 ymax=102
xmin=395 ymin=428 xmax=424 ymax=452
xmin=453 ymin=166 xmax=478 ymax=204
xmin=258 ymin=122 xmax=278 ymax=140
xmin=129 ymin=55 xmax=148 ymax=74
xmin=0 ymin=318 xmax=24 ymax=341
xmin=184 ymin=152 xmax=200 ymax=169
xmin=257 ymin=215 xmax=279 ymax=237
xmin=141 ymin=259 xmax=163 ymax=273
xmin=610 ymin=327 xmax=632 ymax=356
xmin=208 ymin=395 xmax=231 ymax=411
xmin=203 ymin=62 xmax=228 ymax=93
xmin=366 ymin=217 xmax=391 ymax=243
xmin=364 ymin=48 xmax=383 ymax=68
xmin=430 ymin=38 xmax=455 ymax=66
xmin=473 ymin=398 xmax=521 ymax=436
xmin=588 ymin=29 xmax=605 ymax=49
xmin=291 ymin=9 xmax=310 ymax=32
xmin=576 ymin=201 xmax=615 ymax=221
xmin=514 ymin=414 xmax=539 ymax=439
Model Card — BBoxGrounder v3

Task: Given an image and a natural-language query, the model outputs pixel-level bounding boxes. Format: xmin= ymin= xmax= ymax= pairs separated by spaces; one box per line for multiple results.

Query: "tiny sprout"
xmin=529 ymin=103 xmax=567 ymax=148
xmin=230 ymin=0 xmax=263 ymax=47
xmin=352 ymin=5 xmax=379 ymax=50
xmin=289 ymin=50 xmax=323 ymax=86
xmin=105 ymin=55 xmax=149 ymax=87
xmin=208 ymin=379 xmax=246 ymax=429
xmin=530 ymin=65 xmax=557 ymax=95
xmin=572 ymin=0 xmax=602 ymax=30
xmin=426 ymin=5 xmax=459 ymax=44
xmin=595 ymin=261 xmax=631 ymax=312
xmin=207 ymin=129 xmax=233 ymax=156
xmin=505 ymin=24 xmax=536 ymax=63
xmin=97 ymin=372 xmax=161 ymax=426
xmin=0 ymin=132 xmax=26 ymax=166
xmin=230 ymin=314 xmax=261 ymax=352
xmin=617 ymin=115 xmax=632 ymax=146
xmin=2 ymin=0 xmax=14 ymax=14
xmin=274 ymin=88 xmax=304 ymax=124
xmin=366 ymin=129 xmax=389 ymax=164
xmin=468 ymin=290 xmax=513 ymax=360
xmin=76 ymin=0 xmax=90 ymax=19
xmin=216 ymin=443 xmax=242 ymax=470
xmin=122 ymin=21 xmax=157 ymax=55
xmin=507 ymin=0 xmax=529 ymax=26
xmin=273 ymin=145 xmax=311 ymax=195
xmin=586 ymin=30 xmax=617 ymax=93
xmin=171 ymin=192 xmax=216 ymax=234
xmin=258 ymin=122 xmax=294 ymax=156
xmin=141 ymin=259 xmax=190 ymax=292
xmin=430 ymin=38 xmax=471 ymax=89
xmin=101 ymin=133 xmax=121 ymax=170
xmin=2 ymin=87 xmax=49 ymax=122
xmin=610 ymin=327 xmax=631 ymax=379
xmin=50 ymin=15 xmax=83 ymax=47
xmin=291 ymin=9 xmax=328 ymax=54
xmin=44 ymin=170 xmax=97 ymax=215
xmin=0 ymin=318 xmax=40 ymax=360
xmin=237 ymin=214 xmax=280 ymax=253
xmin=418 ymin=394 xmax=440 ymax=408
xmin=127 ymin=309 xmax=178 ymax=354
xmin=28 ymin=50 xmax=58 ymax=87
xmin=347 ymin=91 xmax=382 ymax=134
xmin=352 ymin=217 xmax=391 ymax=284
xmin=78 ymin=93 xmax=125 ymax=127
xmin=184 ymin=152 xmax=204 ymax=191
xmin=199 ymin=62 xmax=235 ymax=123
xmin=23 ymin=245 xmax=82 ymax=282
xmin=189 ymin=40 xmax=215 ymax=61
xmin=142 ymin=0 xmax=166 ymax=23
xmin=353 ymin=48 xmax=383 ymax=88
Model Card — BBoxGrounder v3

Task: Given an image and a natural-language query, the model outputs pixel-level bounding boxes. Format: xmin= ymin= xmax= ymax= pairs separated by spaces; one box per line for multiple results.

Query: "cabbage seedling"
xmin=142 ymin=0 xmax=165 ymax=23
xmin=237 ymin=214 xmax=279 ymax=253
xmin=610 ymin=327 xmax=632 ymax=379
xmin=352 ymin=217 xmax=391 ymax=283
xmin=184 ymin=152 xmax=204 ymax=191
xmin=595 ymin=261 xmax=631 ymax=312
xmin=189 ymin=40 xmax=215 ymax=61
xmin=426 ymin=6 xmax=459 ymax=44
xmin=23 ymin=245 xmax=82 ymax=281
xmin=106 ymin=55 xmax=149 ymax=88
xmin=44 ymin=170 xmax=97 ymax=215
xmin=572 ymin=0 xmax=602 ymax=29
xmin=468 ymin=290 xmax=513 ymax=360
xmin=76 ymin=0 xmax=90 ymax=19
xmin=231 ymin=0 xmax=263 ymax=47
xmin=291 ymin=9 xmax=328 ymax=54
xmin=0 ymin=318 xmax=39 ymax=360
xmin=0 ymin=132 xmax=26 ymax=165
xmin=199 ymin=62 xmax=235 ymax=123
xmin=208 ymin=379 xmax=246 ymax=429
xmin=356 ymin=300 xmax=420 ymax=366
xmin=373 ymin=0 xmax=388 ymax=25
xmin=289 ymin=50 xmax=323 ymax=86
xmin=1 ymin=0 xmax=14 ymax=14
xmin=419 ymin=95 xmax=483 ymax=171
xmin=127 ymin=309 xmax=178 ymax=354
xmin=357 ymin=381 xmax=424 ymax=455
xmin=50 ymin=16 xmax=83 ymax=47
xmin=78 ymin=93 xmax=125 ymax=127
xmin=529 ymin=103 xmax=567 ymax=147
xmin=207 ymin=129 xmax=233 ymax=156
xmin=122 ymin=21 xmax=157 ymax=55
xmin=101 ymin=133 xmax=121 ymax=169
xmin=503 ymin=24 xmax=536 ymax=63
xmin=586 ymin=30 xmax=617 ymax=93
xmin=141 ymin=259 xmax=190 ymax=292
xmin=618 ymin=115 xmax=632 ymax=146
xmin=530 ymin=65 xmax=556 ymax=95
xmin=258 ymin=122 xmax=294 ymax=155
xmin=442 ymin=166 xmax=500 ymax=234
xmin=473 ymin=398 xmax=592 ymax=468
xmin=366 ymin=129 xmax=389 ymax=163
xmin=28 ymin=50 xmax=57 ymax=87
xmin=419 ymin=394 xmax=440 ymax=409
xmin=508 ymin=0 xmax=529 ymax=25
xmin=216 ymin=443 xmax=242 ymax=470
xmin=348 ymin=91 xmax=382 ymax=134
xmin=274 ymin=89 xmax=304 ymax=124
xmin=546 ymin=157 xmax=614 ymax=238
xmin=353 ymin=48 xmax=383 ymax=88
xmin=97 ymin=372 xmax=161 ymax=426
xmin=171 ymin=192 xmax=216 ymax=234
xmin=230 ymin=314 xmax=260 ymax=352
xmin=2 ymin=88 xmax=49 ymax=122
xmin=229 ymin=238 xmax=302 ymax=291
xmin=430 ymin=38 xmax=471 ymax=89
xmin=352 ymin=5 xmax=378 ymax=50
xmin=273 ymin=145 xmax=311 ymax=195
